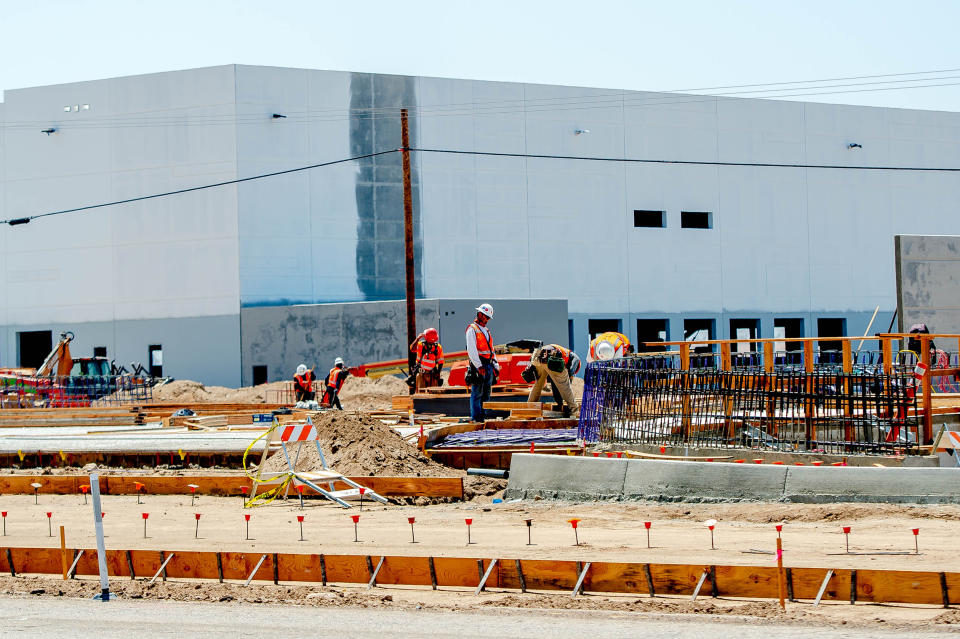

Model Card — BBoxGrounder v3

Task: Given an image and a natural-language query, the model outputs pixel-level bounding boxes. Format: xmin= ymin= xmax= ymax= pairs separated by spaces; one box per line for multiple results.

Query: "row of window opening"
xmin=634 ymin=210 xmax=712 ymax=229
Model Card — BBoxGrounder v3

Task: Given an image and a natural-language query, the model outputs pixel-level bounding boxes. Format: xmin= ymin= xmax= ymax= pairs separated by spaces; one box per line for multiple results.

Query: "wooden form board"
xmin=1 ymin=546 xmax=958 ymax=605
xmin=0 ymin=475 xmax=464 ymax=499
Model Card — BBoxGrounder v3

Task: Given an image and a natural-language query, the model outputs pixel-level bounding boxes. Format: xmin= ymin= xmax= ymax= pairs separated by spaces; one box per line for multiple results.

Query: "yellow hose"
xmin=241 ymin=420 xmax=294 ymax=508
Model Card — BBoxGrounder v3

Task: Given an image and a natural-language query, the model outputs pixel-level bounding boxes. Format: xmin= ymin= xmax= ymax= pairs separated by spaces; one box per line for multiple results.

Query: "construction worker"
xmin=323 ymin=357 xmax=349 ymax=410
xmin=587 ymin=331 xmax=633 ymax=363
xmin=525 ymin=344 xmax=580 ymax=417
xmin=409 ymin=328 xmax=445 ymax=389
xmin=466 ymin=303 xmax=499 ymax=422
xmin=293 ymin=364 xmax=315 ymax=402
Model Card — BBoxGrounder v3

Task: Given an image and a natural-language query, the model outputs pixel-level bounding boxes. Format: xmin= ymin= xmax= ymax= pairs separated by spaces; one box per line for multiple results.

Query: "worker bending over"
xmin=525 ymin=344 xmax=581 ymax=417
xmin=323 ymin=357 xmax=349 ymax=410
xmin=409 ymin=327 xmax=445 ymax=389
xmin=465 ymin=303 xmax=499 ymax=422
xmin=293 ymin=364 xmax=315 ymax=402
xmin=587 ymin=331 xmax=634 ymax=363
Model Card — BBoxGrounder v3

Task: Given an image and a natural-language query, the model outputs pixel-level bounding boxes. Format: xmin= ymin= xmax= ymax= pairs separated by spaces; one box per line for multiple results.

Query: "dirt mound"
xmin=338 ymin=375 xmax=408 ymax=411
xmin=149 ymin=380 xmax=289 ymax=404
xmin=262 ymin=411 xmax=451 ymax=477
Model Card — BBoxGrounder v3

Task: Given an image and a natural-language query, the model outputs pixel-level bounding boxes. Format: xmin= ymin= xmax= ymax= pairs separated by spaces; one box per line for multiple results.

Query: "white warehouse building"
xmin=0 ymin=65 xmax=958 ymax=387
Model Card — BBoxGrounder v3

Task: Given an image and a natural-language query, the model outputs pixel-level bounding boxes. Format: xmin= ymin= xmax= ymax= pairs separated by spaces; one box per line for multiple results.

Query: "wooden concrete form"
xmin=0 ymin=475 xmax=464 ymax=499
xmin=1 ymin=545 xmax=958 ymax=606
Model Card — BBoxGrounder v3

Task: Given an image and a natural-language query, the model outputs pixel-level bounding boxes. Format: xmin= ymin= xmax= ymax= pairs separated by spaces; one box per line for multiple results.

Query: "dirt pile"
xmin=262 ymin=411 xmax=450 ymax=477
xmin=338 ymin=375 xmax=408 ymax=411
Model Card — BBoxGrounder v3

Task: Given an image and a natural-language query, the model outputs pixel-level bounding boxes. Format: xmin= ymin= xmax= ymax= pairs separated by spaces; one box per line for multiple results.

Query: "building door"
xmin=148 ymin=345 xmax=163 ymax=378
xmin=18 ymin=330 xmax=52 ymax=369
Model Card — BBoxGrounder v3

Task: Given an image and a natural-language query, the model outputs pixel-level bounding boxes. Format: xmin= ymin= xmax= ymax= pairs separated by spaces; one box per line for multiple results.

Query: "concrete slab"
xmin=504 ymin=454 xmax=628 ymax=501
xmin=622 ymin=459 xmax=788 ymax=502
xmin=782 ymin=466 xmax=960 ymax=504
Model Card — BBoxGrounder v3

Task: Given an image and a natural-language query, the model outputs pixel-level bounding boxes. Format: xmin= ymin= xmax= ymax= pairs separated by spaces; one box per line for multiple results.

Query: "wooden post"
xmin=776 ymin=537 xmax=785 ymax=610
xmin=720 ymin=343 xmax=734 ymax=439
xmin=400 ymin=108 xmax=417 ymax=395
xmin=59 ymin=525 xmax=68 ymax=580
xmin=764 ymin=342 xmax=775 ymax=434
xmin=803 ymin=339 xmax=815 ymax=447
xmin=882 ymin=337 xmax=893 ymax=375
xmin=842 ymin=341 xmax=853 ymax=444
xmin=680 ymin=343 xmax=691 ymax=440
xmin=922 ymin=336 xmax=933 ymax=443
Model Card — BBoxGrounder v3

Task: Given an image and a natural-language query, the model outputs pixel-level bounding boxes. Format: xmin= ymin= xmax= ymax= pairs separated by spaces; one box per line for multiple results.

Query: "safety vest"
xmin=294 ymin=371 xmax=313 ymax=391
xmin=417 ymin=342 xmax=444 ymax=371
xmin=327 ymin=367 xmax=344 ymax=390
xmin=469 ymin=322 xmax=493 ymax=360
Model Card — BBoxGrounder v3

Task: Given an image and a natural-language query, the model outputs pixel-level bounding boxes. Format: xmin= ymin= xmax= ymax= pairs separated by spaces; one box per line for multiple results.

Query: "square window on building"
xmin=637 ymin=319 xmax=669 ymax=352
xmin=633 ymin=210 xmax=665 ymax=228
xmin=681 ymin=211 xmax=712 ymax=229
xmin=817 ymin=318 xmax=846 ymax=356
xmin=93 ymin=346 xmax=107 ymax=358
xmin=774 ymin=318 xmax=804 ymax=352
xmin=683 ymin=319 xmax=715 ymax=363
xmin=588 ymin=319 xmax=622 ymax=342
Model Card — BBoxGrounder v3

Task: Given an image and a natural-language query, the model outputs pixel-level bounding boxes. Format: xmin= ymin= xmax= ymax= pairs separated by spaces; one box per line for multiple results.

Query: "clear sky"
xmin=1 ymin=0 xmax=958 ymax=111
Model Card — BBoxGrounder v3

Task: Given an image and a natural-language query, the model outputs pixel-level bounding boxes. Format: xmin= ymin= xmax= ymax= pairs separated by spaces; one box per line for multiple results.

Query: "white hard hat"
xmin=296 ymin=364 xmax=307 ymax=375
xmin=334 ymin=357 xmax=344 ymax=366
xmin=596 ymin=341 xmax=615 ymax=361
xmin=475 ymin=303 xmax=494 ymax=319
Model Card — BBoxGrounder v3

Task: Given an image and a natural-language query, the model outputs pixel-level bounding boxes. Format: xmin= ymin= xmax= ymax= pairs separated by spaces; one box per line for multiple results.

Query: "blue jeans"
xmin=469 ymin=362 xmax=495 ymax=422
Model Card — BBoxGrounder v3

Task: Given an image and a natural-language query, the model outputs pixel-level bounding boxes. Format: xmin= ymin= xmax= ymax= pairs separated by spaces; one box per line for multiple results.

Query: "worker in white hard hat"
xmin=465 ymin=303 xmax=499 ymax=422
xmin=323 ymin=357 xmax=349 ymax=410
xmin=587 ymin=331 xmax=633 ymax=363
xmin=293 ymin=364 xmax=315 ymax=402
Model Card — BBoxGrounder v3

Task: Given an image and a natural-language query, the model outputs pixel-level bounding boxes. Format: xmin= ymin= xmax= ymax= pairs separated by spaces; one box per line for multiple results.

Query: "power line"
xmin=0 ymin=149 xmax=397 ymax=226
xmin=408 ymin=147 xmax=960 ymax=172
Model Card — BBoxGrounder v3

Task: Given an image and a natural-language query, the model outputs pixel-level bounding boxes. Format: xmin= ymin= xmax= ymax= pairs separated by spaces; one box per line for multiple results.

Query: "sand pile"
xmin=262 ymin=411 xmax=450 ymax=477
xmin=338 ymin=375 xmax=408 ymax=411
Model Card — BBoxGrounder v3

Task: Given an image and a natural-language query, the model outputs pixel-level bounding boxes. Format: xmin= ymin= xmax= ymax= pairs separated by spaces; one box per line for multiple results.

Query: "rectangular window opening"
xmin=729 ymin=319 xmax=761 ymax=362
xmin=633 ymin=210 xmax=665 ymax=228
xmin=148 ymin=344 xmax=163 ymax=378
xmin=684 ymin=319 xmax=716 ymax=368
xmin=17 ymin=330 xmax=53 ymax=369
xmin=252 ymin=365 xmax=268 ymax=386
xmin=817 ymin=318 xmax=846 ymax=356
xmin=93 ymin=346 xmax=107 ymax=358
xmin=681 ymin=211 xmax=713 ymax=229
xmin=637 ymin=319 xmax=669 ymax=352
xmin=588 ymin=319 xmax=622 ymax=342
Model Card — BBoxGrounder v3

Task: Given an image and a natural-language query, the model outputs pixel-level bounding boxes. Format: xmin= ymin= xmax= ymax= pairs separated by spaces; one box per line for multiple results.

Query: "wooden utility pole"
xmin=401 ymin=109 xmax=417 ymax=394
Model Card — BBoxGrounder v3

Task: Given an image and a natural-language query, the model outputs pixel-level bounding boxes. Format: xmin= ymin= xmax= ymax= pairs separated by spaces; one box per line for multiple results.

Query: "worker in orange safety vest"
xmin=466 ymin=303 xmax=499 ymax=422
xmin=409 ymin=327 xmax=445 ymax=390
xmin=293 ymin=364 xmax=315 ymax=402
xmin=323 ymin=357 xmax=349 ymax=410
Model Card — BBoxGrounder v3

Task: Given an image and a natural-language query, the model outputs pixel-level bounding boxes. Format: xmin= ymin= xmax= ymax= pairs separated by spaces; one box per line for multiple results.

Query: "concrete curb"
xmin=503 ymin=454 xmax=960 ymax=504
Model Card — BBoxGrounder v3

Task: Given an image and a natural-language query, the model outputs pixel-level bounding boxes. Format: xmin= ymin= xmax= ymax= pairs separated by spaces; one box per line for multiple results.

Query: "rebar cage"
xmin=578 ymin=355 xmax=923 ymax=455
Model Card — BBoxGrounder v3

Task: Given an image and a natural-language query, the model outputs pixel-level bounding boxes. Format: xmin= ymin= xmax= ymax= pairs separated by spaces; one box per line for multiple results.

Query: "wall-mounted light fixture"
xmin=574 ymin=128 xmax=590 ymax=135
xmin=41 ymin=128 xmax=57 ymax=135
xmin=847 ymin=142 xmax=862 ymax=149
xmin=271 ymin=113 xmax=287 ymax=119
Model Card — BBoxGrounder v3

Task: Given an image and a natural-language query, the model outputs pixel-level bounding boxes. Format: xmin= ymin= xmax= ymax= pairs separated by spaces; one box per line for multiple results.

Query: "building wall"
xmin=0 ymin=66 xmax=242 ymax=336
xmin=896 ymin=235 xmax=960 ymax=334
xmin=0 ymin=314 xmax=241 ymax=387
xmin=239 ymin=298 xmax=567 ymax=386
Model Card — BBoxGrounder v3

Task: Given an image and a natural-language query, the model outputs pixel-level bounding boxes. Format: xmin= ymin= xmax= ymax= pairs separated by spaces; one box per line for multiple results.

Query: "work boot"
xmin=562 ymin=406 xmax=571 ymax=418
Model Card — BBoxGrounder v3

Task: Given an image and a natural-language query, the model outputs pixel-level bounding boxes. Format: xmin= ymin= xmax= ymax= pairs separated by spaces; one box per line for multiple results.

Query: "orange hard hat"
xmin=424 ymin=328 xmax=439 ymax=343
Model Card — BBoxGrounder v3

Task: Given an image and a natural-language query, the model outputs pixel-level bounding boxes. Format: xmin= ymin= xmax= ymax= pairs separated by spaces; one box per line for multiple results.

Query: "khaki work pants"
xmin=527 ymin=348 xmax=578 ymax=416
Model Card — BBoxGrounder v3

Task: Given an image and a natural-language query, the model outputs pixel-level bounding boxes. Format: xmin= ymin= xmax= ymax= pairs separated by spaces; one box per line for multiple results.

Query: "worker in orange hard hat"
xmin=322 ymin=357 xmax=349 ymax=410
xmin=409 ymin=327 xmax=445 ymax=390
xmin=587 ymin=331 xmax=633 ymax=363
xmin=466 ymin=303 xmax=499 ymax=422
xmin=293 ymin=364 xmax=315 ymax=402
